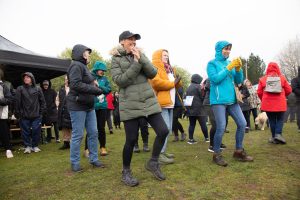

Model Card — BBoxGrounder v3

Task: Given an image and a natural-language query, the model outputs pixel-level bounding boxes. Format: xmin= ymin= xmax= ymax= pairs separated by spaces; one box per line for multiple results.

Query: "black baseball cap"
xmin=119 ymin=31 xmax=141 ymax=42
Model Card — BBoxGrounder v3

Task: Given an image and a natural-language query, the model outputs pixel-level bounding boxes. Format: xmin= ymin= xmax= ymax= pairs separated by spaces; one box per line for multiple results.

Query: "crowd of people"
xmin=0 ymin=30 xmax=299 ymax=187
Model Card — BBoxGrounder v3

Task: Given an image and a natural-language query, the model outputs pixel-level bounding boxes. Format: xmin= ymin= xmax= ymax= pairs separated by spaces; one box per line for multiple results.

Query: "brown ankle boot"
xmin=233 ymin=149 xmax=254 ymax=162
xmin=213 ymin=153 xmax=228 ymax=167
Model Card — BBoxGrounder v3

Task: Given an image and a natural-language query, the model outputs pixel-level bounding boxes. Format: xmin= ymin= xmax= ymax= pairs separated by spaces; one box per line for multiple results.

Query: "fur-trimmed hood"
xmin=109 ymin=45 xmax=143 ymax=57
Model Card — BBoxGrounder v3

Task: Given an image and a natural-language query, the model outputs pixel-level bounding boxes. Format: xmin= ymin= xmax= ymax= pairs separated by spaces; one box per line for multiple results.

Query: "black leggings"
xmin=0 ymin=119 xmax=11 ymax=150
xmin=242 ymin=110 xmax=250 ymax=128
xmin=188 ymin=116 xmax=208 ymax=140
xmin=123 ymin=113 xmax=169 ymax=168
xmin=173 ymin=107 xmax=184 ymax=136
xmin=135 ymin=117 xmax=149 ymax=145
xmin=46 ymin=122 xmax=59 ymax=140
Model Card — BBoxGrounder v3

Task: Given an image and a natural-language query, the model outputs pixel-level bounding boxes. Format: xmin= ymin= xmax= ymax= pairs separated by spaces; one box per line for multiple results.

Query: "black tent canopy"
xmin=0 ymin=35 xmax=71 ymax=87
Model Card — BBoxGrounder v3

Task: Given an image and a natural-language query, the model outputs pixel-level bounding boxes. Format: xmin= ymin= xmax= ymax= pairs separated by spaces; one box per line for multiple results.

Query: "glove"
xmin=227 ymin=57 xmax=242 ymax=71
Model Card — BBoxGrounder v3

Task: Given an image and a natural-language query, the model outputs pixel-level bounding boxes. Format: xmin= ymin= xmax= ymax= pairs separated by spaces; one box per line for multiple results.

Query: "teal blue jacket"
xmin=92 ymin=64 xmax=111 ymax=110
xmin=206 ymin=41 xmax=244 ymax=105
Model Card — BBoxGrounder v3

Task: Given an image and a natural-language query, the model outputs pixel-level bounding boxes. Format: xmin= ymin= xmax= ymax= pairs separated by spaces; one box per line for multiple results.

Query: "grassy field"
xmin=0 ymin=119 xmax=299 ymax=200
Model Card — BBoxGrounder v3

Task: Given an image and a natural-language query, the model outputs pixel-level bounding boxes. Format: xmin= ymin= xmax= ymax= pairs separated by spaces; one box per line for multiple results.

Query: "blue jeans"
xmin=212 ymin=104 xmax=246 ymax=153
xmin=266 ymin=112 xmax=285 ymax=138
xmin=161 ymin=108 xmax=173 ymax=153
xmin=70 ymin=110 xmax=99 ymax=166
xmin=20 ymin=117 xmax=42 ymax=147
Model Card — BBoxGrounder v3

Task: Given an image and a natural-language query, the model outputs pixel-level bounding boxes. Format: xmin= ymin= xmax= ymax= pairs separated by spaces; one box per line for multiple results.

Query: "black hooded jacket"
xmin=185 ymin=74 xmax=205 ymax=116
xmin=15 ymin=72 xmax=46 ymax=119
xmin=291 ymin=67 xmax=300 ymax=102
xmin=67 ymin=44 xmax=103 ymax=111
xmin=41 ymin=80 xmax=58 ymax=124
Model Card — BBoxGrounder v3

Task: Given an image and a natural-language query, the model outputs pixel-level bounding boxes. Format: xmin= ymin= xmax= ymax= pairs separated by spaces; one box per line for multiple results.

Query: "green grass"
xmin=0 ymin=119 xmax=299 ymax=200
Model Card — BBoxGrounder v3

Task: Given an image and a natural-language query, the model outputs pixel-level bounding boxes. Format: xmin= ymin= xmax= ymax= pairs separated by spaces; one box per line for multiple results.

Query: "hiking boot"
xmin=100 ymin=147 xmax=108 ymax=156
xmin=6 ymin=150 xmax=14 ymax=158
xmin=268 ymin=137 xmax=279 ymax=144
xmin=180 ymin=133 xmax=186 ymax=141
xmin=172 ymin=136 xmax=179 ymax=142
xmin=71 ymin=164 xmax=83 ymax=173
xmin=133 ymin=145 xmax=140 ymax=153
xmin=162 ymin=152 xmax=174 ymax=159
xmin=122 ymin=169 xmax=139 ymax=187
xmin=145 ymin=159 xmax=166 ymax=181
xmin=59 ymin=141 xmax=70 ymax=150
xmin=233 ymin=149 xmax=254 ymax=162
xmin=159 ymin=154 xmax=174 ymax=165
xmin=90 ymin=160 xmax=105 ymax=168
xmin=213 ymin=153 xmax=228 ymax=167
xmin=220 ymin=143 xmax=227 ymax=149
xmin=32 ymin=147 xmax=41 ymax=153
xmin=274 ymin=134 xmax=286 ymax=144
xmin=208 ymin=146 xmax=214 ymax=153
xmin=24 ymin=146 xmax=31 ymax=154
xmin=143 ymin=143 xmax=150 ymax=152
xmin=187 ymin=139 xmax=198 ymax=144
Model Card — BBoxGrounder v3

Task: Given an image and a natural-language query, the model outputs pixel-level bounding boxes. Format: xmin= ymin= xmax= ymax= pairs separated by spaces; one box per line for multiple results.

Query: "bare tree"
xmin=277 ymin=36 xmax=300 ymax=82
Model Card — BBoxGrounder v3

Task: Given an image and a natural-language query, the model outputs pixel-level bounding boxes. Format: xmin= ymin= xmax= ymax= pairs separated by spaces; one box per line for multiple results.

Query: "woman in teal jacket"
xmin=84 ymin=61 xmax=111 ymax=157
xmin=207 ymin=41 xmax=253 ymax=167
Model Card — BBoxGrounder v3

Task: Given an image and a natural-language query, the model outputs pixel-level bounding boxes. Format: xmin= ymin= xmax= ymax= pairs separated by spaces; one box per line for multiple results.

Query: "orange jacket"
xmin=150 ymin=49 xmax=182 ymax=107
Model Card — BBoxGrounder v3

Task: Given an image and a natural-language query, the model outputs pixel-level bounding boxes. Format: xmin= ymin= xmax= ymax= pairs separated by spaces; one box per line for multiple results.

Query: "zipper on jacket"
xmin=216 ymin=86 xmax=219 ymax=101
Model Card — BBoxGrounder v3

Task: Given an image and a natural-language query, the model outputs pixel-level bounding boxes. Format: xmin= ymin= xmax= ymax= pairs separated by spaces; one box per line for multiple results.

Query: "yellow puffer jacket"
xmin=150 ymin=49 xmax=182 ymax=107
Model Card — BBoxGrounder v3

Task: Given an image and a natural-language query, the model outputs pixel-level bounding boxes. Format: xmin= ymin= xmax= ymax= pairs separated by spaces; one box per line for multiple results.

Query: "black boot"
xmin=59 ymin=141 xmax=70 ymax=150
xmin=145 ymin=159 xmax=166 ymax=180
xmin=143 ymin=143 xmax=150 ymax=152
xmin=122 ymin=168 xmax=139 ymax=187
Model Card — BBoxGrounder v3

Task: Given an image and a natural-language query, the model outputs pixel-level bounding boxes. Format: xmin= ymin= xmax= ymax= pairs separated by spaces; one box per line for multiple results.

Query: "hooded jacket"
xmin=257 ymin=62 xmax=292 ymax=111
xmin=67 ymin=44 xmax=103 ymax=111
xmin=185 ymin=74 xmax=205 ymax=116
xmin=110 ymin=45 xmax=161 ymax=121
xmin=91 ymin=61 xmax=111 ymax=110
xmin=291 ymin=67 xmax=300 ymax=102
xmin=207 ymin=41 xmax=244 ymax=105
xmin=150 ymin=49 xmax=182 ymax=107
xmin=15 ymin=72 xmax=46 ymax=119
xmin=41 ymin=80 xmax=58 ymax=124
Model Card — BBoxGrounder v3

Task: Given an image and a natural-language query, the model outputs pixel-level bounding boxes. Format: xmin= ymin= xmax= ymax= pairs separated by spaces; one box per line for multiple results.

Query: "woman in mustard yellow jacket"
xmin=151 ymin=49 xmax=181 ymax=164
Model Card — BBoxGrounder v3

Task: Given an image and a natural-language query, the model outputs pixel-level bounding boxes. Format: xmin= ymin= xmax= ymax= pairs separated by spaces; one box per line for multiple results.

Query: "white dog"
xmin=255 ymin=112 xmax=268 ymax=131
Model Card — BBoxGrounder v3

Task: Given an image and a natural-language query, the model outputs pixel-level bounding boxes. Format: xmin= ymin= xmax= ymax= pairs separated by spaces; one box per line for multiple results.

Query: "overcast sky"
xmin=1 ymin=0 xmax=300 ymax=78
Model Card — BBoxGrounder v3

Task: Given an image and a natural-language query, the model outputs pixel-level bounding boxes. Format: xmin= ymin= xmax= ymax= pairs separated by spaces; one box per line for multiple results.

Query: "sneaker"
xmin=172 ymin=136 xmax=179 ymax=142
xmin=268 ymin=137 xmax=279 ymax=144
xmin=133 ymin=145 xmax=140 ymax=153
xmin=233 ymin=149 xmax=254 ymax=162
xmin=84 ymin=149 xmax=89 ymax=158
xmin=213 ymin=153 xmax=228 ymax=167
xmin=143 ymin=143 xmax=150 ymax=152
xmin=122 ymin=169 xmax=139 ymax=187
xmin=6 ymin=150 xmax=14 ymax=158
xmin=187 ymin=139 xmax=198 ymax=144
xmin=245 ymin=127 xmax=250 ymax=133
xmin=274 ymin=134 xmax=286 ymax=144
xmin=220 ymin=143 xmax=227 ymax=149
xmin=90 ymin=160 xmax=105 ymax=168
xmin=100 ymin=147 xmax=108 ymax=156
xmin=205 ymin=138 xmax=210 ymax=143
xmin=208 ymin=146 xmax=214 ymax=153
xmin=109 ymin=129 xmax=113 ymax=134
xmin=32 ymin=147 xmax=41 ymax=153
xmin=24 ymin=146 xmax=31 ymax=154
xmin=180 ymin=133 xmax=186 ymax=141
xmin=56 ymin=139 xmax=61 ymax=143
xmin=145 ymin=159 xmax=166 ymax=181
xmin=71 ymin=164 xmax=83 ymax=173
xmin=162 ymin=152 xmax=174 ymax=159
xmin=159 ymin=154 xmax=174 ymax=165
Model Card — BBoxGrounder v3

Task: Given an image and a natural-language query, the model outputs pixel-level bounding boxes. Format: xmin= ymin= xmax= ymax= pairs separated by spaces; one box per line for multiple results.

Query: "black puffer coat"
xmin=291 ymin=67 xmax=300 ymax=102
xmin=58 ymin=85 xmax=72 ymax=129
xmin=185 ymin=74 xmax=205 ymax=116
xmin=41 ymin=80 xmax=58 ymax=124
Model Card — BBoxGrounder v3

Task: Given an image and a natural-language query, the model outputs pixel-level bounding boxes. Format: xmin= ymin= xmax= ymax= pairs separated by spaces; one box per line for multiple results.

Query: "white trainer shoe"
xmin=24 ymin=146 xmax=32 ymax=154
xmin=6 ymin=150 xmax=14 ymax=158
xmin=32 ymin=147 xmax=41 ymax=153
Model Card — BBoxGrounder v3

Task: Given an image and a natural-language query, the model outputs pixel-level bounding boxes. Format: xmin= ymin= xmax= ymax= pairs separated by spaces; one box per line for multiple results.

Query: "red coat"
xmin=106 ymin=92 xmax=115 ymax=110
xmin=257 ymin=62 xmax=292 ymax=112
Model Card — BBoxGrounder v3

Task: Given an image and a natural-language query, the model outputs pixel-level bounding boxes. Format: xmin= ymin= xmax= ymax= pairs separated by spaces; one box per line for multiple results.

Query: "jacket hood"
xmin=22 ymin=72 xmax=36 ymax=86
xmin=191 ymin=74 xmax=203 ymax=84
xmin=40 ymin=80 xmax=52 ymax=90
xmin=152 ymin=49 xmax=165 ymax=70
xmin=92 ymin=61 xmax=107 ymax=75
xmin=266 ymin=62 xmax=282 ymax=76
xmin=215 ymin=41 xmax=231 ymax=61
xmin=71 ymin=44 xmax=92 ymax=65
